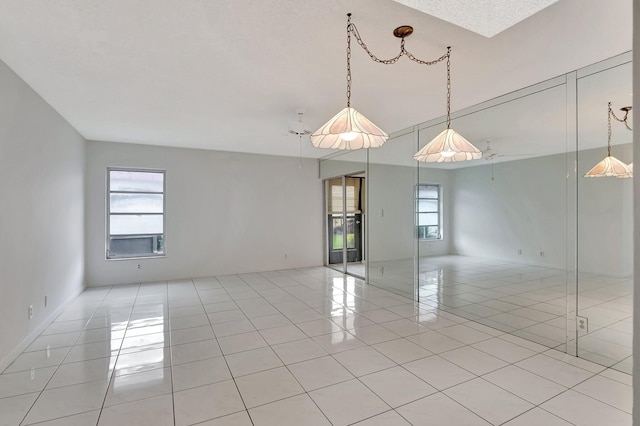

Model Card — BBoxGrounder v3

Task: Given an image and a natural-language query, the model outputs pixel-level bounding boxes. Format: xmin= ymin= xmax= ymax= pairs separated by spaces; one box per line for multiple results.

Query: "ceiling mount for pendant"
xmin=393 ymin=25 xmax=414 ymax=38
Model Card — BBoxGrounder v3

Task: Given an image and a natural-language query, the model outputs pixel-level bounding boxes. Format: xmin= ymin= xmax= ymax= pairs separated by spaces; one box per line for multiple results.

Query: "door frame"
xmin=323 ymin=173 xmax=366 ymax=279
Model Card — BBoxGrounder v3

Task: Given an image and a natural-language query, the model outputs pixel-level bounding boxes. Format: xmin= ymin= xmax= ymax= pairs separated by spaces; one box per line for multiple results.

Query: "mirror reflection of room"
xmin=324 ymin=52 xmax=633 ymax=374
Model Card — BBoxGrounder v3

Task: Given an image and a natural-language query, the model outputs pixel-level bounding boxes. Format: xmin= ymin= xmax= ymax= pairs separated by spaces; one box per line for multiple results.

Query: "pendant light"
xmin=413 ymin=48 xmax=482 ymax=163
xmin=310 ymin=14 xmax=388 ymax=150
xmin=617 ymin=162 xmax=634 ymax=178
xmin=311 ymin=14 xmax=452 ymax=151
xmin=584 ymin=102 xmax=633 ymax=178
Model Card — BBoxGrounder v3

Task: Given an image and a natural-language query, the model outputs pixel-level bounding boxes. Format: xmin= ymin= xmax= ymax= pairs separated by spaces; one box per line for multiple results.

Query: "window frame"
xmin=416 ymin=183 xmax=442 ymax=241
xmin=106 ymin=167 xmax=166 ymax=260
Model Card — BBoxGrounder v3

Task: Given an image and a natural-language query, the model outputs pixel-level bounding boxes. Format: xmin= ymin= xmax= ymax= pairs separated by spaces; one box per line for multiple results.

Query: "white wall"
xmin=0 ymin=60 xmax=86 ymax=370
xmin=450 ymin=146 xmax=633 ymax=276
xmin=85 ymin=141 xmax=323 ymax=286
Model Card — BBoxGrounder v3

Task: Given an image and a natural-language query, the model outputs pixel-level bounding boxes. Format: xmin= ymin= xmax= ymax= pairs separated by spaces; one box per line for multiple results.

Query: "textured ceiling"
xmin=0 ymin=0 xmax=632 ymax=160
xmin=390 ymin=0 xmax=559 ymax=38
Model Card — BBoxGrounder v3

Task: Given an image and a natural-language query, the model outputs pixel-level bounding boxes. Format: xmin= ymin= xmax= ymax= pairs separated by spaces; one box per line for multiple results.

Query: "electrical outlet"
xmin=577 ymin=316 xmax=589 ymax=335
xmin=44 ymin=296 xmax=47 ymax=308
xmin=137 ymin=264 xmax=141 ymax=269
xmin=28 ymin=305 xmax=33 ymax=320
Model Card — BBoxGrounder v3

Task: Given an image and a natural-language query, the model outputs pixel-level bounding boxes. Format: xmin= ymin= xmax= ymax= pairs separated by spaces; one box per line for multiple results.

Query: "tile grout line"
xmin=95 ymin=282 xmax=140 ymax=426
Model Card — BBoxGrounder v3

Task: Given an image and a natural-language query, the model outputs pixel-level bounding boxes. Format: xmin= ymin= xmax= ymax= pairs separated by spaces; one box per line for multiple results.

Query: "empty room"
xmin=0 ymin=0 xmax=637 ymax=425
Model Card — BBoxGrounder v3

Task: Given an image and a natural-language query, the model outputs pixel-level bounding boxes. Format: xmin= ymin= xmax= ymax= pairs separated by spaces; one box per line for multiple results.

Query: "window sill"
xmin=106 ymin=254 xmax=166 ymax=261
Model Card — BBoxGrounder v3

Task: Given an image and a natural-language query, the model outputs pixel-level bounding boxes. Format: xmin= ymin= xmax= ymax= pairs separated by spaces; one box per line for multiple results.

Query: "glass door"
xmin=325 ymin=175 xmax=366 ymax=278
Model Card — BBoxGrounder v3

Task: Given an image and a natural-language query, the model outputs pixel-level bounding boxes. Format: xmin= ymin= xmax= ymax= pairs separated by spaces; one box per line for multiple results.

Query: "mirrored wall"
xmin=576 ymin=56 xmax=633 ymax=372
xmin=317 ymin=51 xmax=633 ymax=372
xmin=416 ymin=74 xmax=575 ymax=355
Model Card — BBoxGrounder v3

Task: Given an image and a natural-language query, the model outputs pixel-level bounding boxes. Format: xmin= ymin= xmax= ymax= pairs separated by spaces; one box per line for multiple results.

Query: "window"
xmin=107 ymin=168 xmax=165 ymax=259
xmin=416 ymin=184 xmax=441 ymax=240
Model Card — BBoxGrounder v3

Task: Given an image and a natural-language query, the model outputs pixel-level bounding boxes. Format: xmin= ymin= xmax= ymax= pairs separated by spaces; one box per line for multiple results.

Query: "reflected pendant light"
xmin=584 ymin=102 xmax=633 ymax=178
xmin=413 ymin=48 xmax=482 ymax=163
xmin=310 ymin=14 xmax=388 ymax=150
xmin=617 ymin=162 xmax=634 ymax=178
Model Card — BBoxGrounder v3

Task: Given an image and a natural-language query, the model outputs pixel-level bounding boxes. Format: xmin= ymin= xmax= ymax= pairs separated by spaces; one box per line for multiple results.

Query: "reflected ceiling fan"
xmin=483 ymin=141 xmax=535 ymax=181
xmin=483 ymin=141 xmax=535 ymax=161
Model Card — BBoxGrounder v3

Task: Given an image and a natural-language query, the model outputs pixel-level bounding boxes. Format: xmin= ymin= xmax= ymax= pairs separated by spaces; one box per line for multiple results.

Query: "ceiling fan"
xmin=288 ymin=108 xmax=311 ymax=168
xmin=483 ymin=141 xmax=534 ymax=161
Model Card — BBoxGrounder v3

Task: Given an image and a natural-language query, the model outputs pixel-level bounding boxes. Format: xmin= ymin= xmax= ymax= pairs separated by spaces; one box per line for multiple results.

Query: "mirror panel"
xmin=576 ymin=57 xmax=633 ymax=373
xmin=367 ymin=131 xmax=417 ymax=298
xmin=316 ymin=52 xmax=632 ymax=372
xmin=416 ymin=79 xmax=570 ymax=350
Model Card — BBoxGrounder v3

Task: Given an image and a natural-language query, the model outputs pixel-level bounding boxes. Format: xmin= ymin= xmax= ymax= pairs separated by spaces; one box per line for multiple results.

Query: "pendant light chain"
xmin=344 ymin=18 xmax=453 ymax=129
xmin=348 ymin=22 xmax=449 ymax=66
xmin=346 ymin=14 xmax=352 ymax=108
xmin=609 ymin=103 xmax=633 ymax=131
xmin=311 ymin=13 xmax=477 ymax=156
xmin=446 ymin=47 xmax=451 ymax=129
xmin=607 ymin=102 xmax=612 ymax=157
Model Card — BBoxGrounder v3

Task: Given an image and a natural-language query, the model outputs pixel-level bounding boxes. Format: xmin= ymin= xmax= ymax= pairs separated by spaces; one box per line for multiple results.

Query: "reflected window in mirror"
xmin=416 ymin=184 xmax=441 ymax=240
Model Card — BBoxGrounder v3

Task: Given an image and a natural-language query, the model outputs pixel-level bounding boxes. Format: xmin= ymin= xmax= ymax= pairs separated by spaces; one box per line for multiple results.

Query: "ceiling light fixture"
xmin=584 ymin=102 xmax=633 ymax=178
xmin=310 ymin=14 xmax=388 ymax=150
xmin=311 ymin=14 xmax=459 ymax=152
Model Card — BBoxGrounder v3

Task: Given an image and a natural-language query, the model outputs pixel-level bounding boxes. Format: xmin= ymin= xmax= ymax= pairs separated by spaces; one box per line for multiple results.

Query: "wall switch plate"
xmin=577 ymin=316 xmax=588 ymax=335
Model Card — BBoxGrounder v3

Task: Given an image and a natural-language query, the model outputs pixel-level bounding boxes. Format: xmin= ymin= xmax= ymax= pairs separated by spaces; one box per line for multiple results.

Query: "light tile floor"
xmin=368 ymin=255 xmax=633 ymax=372
xmin=0 ymin=267 xmax=631 ymax=425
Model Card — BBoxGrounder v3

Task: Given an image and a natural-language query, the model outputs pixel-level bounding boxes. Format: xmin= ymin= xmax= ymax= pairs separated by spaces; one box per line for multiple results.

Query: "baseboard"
xmin=0 ymin=286 xmax=85 ymax=373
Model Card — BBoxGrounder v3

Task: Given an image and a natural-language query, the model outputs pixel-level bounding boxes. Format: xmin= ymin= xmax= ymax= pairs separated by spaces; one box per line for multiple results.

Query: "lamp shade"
xmin=584 ymin=155 xmax=633 ymax=178
xmin=310 ymin=107 xmax=388 ymax=150
xmin=413 ymin=128 xmax=482 ymax=162
xmin=615 ymin=161 xmax=634 ymax=178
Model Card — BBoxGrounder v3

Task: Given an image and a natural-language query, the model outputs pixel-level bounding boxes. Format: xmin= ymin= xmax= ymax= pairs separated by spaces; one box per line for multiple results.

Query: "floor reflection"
xmin=369 ymin=255 xmax=632 ymax=373
xmin=0 ymin=267 xmax=632 ymax=425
